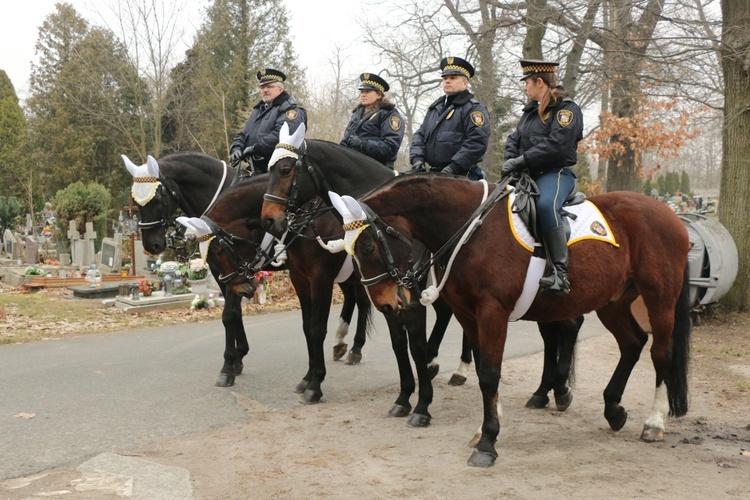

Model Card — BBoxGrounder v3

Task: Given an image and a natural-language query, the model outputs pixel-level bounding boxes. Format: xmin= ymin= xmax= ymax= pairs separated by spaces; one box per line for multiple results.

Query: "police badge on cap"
xmin=257 ymin=68 xmax=286 ymax=86
xmin=519 ymin=59 xmax=559 ymax=81
xmin=440 ymin=56 xmax=475 ymax=79
xmin=358 ymin=73 xmax=389 ymax=93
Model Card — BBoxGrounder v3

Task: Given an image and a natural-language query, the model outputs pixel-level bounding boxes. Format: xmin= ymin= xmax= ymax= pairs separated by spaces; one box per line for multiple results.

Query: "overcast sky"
xmin=0 ymin=0 xmax=371 ymax=101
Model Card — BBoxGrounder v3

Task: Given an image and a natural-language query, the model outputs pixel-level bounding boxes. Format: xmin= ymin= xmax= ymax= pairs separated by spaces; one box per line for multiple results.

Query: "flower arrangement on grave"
xmin=138 ymin=279 xmax=159 ymax=296
xmin=187 ymin=258 xmax=208 ymax=280
xmin=25 ymin=266 xmax=44 ymax=276
xmin=190 ymin=293 xmax=220 ymax=310
xmin=254 ymin=270 xmax=273 ymax=294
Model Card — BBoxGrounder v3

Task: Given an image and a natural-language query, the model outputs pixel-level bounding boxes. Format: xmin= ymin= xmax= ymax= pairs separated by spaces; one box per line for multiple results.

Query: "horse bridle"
xmin=137 ymin=180 xmax=180 ymax=230
xmin=262 ymin=144 xmax=325 ymax=212
xmin=198 ymin=216 xmax=274 ymax=284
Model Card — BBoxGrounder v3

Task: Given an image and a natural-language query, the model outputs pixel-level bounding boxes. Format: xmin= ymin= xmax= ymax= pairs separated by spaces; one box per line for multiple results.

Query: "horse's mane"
xmin=157 ymin=151 xmax=227 ymax=178
xmin=307 ymin=139 xmax=393 ymax=174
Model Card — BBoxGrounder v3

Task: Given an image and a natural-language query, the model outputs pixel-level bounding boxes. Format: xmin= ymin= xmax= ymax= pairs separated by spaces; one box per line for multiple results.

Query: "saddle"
xmin=510 ymin=173 xmax=586 ymax=255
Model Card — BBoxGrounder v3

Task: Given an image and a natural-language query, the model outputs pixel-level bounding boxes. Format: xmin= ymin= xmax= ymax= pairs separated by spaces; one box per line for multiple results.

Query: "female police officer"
xmin=501 ymin=59 xmax=584 ymax=295
xmin=340 ymin=73 xmax=404 ymax=169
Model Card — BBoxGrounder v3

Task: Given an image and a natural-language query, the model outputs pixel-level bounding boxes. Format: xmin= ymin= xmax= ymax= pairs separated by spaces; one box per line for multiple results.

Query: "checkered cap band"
xmin=523 ymin=64 xmax=557 ymax=74
xmin=133 ymin=177 xmax=159 ymax=183
xmin=343 ymin=220 xmax=368 ymax=231
xmin=443 ymin=65 xmax=470 ymax=78
xmin=361 ymin=79 xmax=385 ymax=92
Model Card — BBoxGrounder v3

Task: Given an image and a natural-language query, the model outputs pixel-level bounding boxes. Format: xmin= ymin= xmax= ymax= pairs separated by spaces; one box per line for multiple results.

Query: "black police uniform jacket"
xmin=410 ymin=90 xmax=490 ymax=175
xmin=340 ymin=102 xmax=405 ymax=166
xmin=230 ymin=91 xmax=307 ymax=172
xmin=504 ymin=97 xmax=583 ymax=176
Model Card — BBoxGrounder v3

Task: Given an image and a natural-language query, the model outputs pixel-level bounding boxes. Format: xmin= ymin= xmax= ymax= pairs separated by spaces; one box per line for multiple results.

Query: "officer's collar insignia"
xmin=470 ymin=110 xmax=485 ymax=127
xmin=446 ymin=109 xmax=455 ymax=120
xmin=557 ymin=109 xmax=574 ymax=127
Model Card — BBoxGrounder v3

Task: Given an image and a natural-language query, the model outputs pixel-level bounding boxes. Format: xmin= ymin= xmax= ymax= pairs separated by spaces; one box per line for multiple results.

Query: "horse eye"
xmin=361 ymin=241 xmax=376 ymax=256
xmin=280 ymin=165 xmax=292 ymax=176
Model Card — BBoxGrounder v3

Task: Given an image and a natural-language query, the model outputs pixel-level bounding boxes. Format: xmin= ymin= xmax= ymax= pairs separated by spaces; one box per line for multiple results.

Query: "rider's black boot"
xmin=539 ymin=226 xmax=570 ymax=295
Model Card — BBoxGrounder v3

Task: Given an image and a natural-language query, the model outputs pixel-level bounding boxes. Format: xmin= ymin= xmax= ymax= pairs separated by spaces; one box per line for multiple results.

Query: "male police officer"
xmin=230 ymin=68 xmax=307 ymax=175
xmin=409 ymin=57 xmax=489 ymax=180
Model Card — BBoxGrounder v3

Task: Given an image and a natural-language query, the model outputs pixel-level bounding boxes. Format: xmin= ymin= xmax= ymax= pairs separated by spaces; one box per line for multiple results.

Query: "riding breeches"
xmin=533 ymin=168 xmax=577 ymax=233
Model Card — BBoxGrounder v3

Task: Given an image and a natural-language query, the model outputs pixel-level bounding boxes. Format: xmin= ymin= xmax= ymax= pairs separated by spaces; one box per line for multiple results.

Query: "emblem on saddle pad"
xmin=507 ymin=191 xmax=619 ymax=252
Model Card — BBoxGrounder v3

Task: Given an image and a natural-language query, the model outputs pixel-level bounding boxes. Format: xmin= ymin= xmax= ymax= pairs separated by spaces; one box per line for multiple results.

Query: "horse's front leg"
xmin=400 ymin=305 xmax=433 ymax=427
xmin=384 ymin=314 xmax=415 ymax=418
xmin=332 ymin=282 xmax=356 ymax=361
xmin=298 ymin=282 xmax=333 ymax=404
xmin=215 ymin=290 xmax=244 ymax=387
xmin=466 ymin=313 xmax=508 ymax=468
xmin=424 ymin=298 xmax=453 ymax=380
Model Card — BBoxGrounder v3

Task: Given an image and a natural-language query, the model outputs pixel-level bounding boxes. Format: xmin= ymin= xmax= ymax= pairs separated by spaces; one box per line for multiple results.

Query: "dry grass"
xmin=0 ymin=277 xmax=309 ymax=345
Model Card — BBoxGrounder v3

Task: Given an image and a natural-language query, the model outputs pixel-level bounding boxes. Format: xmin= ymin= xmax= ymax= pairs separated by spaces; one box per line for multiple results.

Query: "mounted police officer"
xmin=502 ymin=59 xmax=584 ymax=296
xmin=230 ymin=68 xmax=307 ymax=175
xmin=340 ymin=73 xmax=404 ymax=169
xmin=409 ymin=56 xmax=489 ymax=181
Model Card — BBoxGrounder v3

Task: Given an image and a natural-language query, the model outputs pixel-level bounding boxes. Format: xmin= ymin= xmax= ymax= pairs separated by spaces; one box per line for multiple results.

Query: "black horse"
xmin=122 ymin=153 xmax=371 ymax=388
xmin=260 ymin=133 xmax=581 ymax=421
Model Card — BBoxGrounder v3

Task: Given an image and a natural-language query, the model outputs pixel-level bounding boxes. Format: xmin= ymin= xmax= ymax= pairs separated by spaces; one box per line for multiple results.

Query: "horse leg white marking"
xmin=334 ymin=318 xmax=349 ymax=344
xmin=453 ymin=360 xmax=471 ymax=379
xmin=642 ymin=383 xmax=668 ymax=441
xmin=428 ymin=357 xmax=440 ymax=369
xmin=470 ymin=400 xmax=502 ymax=447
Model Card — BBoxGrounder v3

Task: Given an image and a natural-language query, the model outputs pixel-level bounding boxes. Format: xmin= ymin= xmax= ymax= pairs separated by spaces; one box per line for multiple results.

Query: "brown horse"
xmin=330 ymin=174 xmax=691 ymax=467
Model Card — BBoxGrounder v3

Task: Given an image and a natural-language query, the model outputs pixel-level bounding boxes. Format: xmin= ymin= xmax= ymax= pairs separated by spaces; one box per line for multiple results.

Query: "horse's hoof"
xmin=448 ymin=374 xmax=467 ymax=386
xmin=467 ymin=450 xmax=497 ymax=468
xmin=388 ymin=404 xmax=411 ymax=418
xmin=640 ymin=424 xmax=664 ymax=442
xmin=606 ymin=407 xmax=628 ymax=431
xmin=215 ymin=373 xmax=235 ymax=387
xmin=294 ymin=379 xmax=310 ymax=394
xmin=233 ymin=361 xmax=244 ymax=375
xmin=407 ymin=413 xmax=431 ymax=428
xmin=333 ymin=343 xmax=348 ymax=361
xmin=525 ymin=394 xmax=549 ymax=409
xmin=299 ymin=389 xmax=323 ymax=405
xmin=427 ymin=363 xmax=439 ymax=380
xmin=344 ymin=351 xmax=362 ymax=365
xmin=555 ymin=389 xmax=573 ymax=411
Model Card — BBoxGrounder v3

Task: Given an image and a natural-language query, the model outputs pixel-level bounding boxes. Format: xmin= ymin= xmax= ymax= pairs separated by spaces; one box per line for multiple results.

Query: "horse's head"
xmin=262 ymin=123 xmax=318 ymax=237
xmin=176 ymin=214 xmax=267 ymax=299
xmin=330 ymin=192 xmax=415 ymax=316
xmin=122 ymin=154 xmax=180 ymax=255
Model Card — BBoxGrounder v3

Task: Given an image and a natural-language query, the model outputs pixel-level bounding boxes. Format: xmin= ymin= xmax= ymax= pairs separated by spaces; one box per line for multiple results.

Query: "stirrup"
xmin=539 ymin=271 xmax=570 ymax=295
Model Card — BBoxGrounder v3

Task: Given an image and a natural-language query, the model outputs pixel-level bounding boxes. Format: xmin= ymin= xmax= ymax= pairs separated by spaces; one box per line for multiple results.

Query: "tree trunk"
xmin=719 ymin=0 xmax=750 ymax=311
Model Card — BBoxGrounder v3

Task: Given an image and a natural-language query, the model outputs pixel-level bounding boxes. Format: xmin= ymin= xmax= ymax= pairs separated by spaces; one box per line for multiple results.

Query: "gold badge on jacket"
xmin=470 ymin=111 xmax=485 ymax=127
xmin=286 ymin=109 xmax=298 ymax=120
xmin=389 ymin=116 xmax=402 ymax=131
xmin=556 ymin=109 xmax=574 ymax=127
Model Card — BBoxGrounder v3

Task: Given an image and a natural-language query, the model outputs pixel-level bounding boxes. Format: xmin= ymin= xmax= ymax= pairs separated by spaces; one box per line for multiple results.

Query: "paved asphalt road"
xmin=1 ymin=305 xmax=607 ymax=481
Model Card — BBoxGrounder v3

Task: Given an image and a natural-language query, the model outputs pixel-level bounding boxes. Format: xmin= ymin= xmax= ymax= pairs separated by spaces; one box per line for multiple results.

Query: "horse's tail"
xmin=668 ymin=264 xmax=692 ymax=417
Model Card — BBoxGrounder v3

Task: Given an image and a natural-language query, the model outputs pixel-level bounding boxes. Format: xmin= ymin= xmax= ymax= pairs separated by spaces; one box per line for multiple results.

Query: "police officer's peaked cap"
xmin=257 ymin=68 xmax=286 ymax=86
xmin=358 ymin=73 xmax=389 ymax=93
xmin=440 ymin=56 xmax=475 ymax=79
xmin=519 ymin=59 xmax=559 ymax=81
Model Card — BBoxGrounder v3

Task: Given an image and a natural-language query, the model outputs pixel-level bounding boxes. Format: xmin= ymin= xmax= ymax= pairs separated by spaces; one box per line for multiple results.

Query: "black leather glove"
xmin=441 ymin=165 xmax=456 ymax=175
xmin=348 ymin=135 xmax=362 ymax=150
xmin=409 ymin=160 xmax=426 ymax=173
xmin=229 ymin=149 xmax=243 ymax=163
xmin=501 ymin=156 xmax=526 ymax=176
xmin=242 ymin=145 xmax=256 ymax=157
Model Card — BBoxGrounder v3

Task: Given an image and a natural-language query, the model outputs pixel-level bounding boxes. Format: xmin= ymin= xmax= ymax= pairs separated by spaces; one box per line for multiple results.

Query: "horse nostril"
xmin=262 ymin=217 xmax=275 ymax=233
xmin=380 ymin=304 xmax=394 ymax=316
